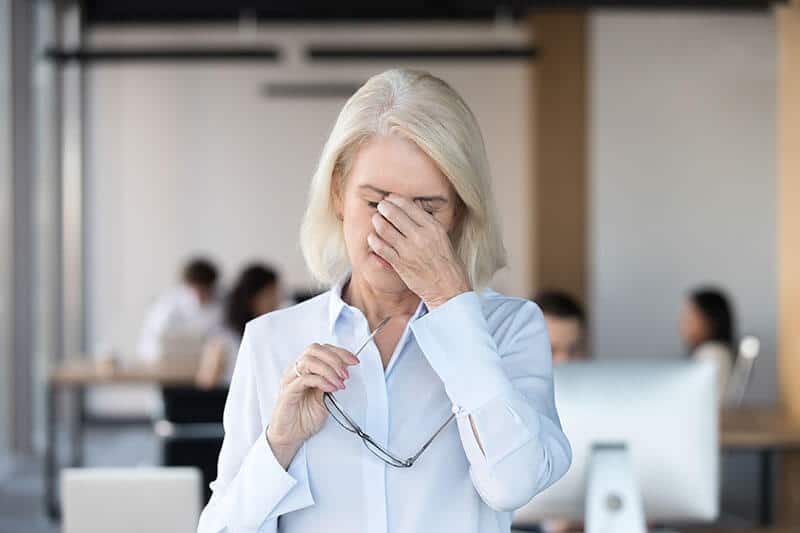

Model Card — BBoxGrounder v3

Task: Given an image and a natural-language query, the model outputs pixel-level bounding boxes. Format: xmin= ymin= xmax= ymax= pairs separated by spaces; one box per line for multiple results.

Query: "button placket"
xmin=354 ymin=314 xmax=390 ymax=533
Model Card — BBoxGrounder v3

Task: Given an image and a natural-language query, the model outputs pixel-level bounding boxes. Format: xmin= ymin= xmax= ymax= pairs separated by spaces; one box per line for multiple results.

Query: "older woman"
xmin=197 ymin=69 xmax=571 ymax=533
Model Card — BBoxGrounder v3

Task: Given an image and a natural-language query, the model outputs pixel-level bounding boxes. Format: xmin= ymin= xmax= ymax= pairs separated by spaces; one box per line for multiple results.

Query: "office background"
xmin=2 ymin=0 xmax=799 ymax=531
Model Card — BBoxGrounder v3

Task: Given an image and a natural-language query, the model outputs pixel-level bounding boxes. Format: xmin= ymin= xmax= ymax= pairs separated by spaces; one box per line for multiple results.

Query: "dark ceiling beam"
xmin=307 ymin=45 xmax=537 ymax=61
xmin=84 ymin=1 xmax=780 ymax=25
xmin=43 ymin=46 xmax=281 ymax=64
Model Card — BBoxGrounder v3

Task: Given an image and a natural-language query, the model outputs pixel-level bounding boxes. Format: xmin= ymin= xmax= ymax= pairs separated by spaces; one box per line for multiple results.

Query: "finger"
xmin=300 ymin=354 xmax=345 ymax=389
xmin=307 ymin=343 xmax=358 ymax=369
xmin=280 ymin=364 xmax=296 ymax=388
xmin=372 ymin=213 xmax=404 ymax=248
xmin=320 ymin=344 xmax=360 ymax=365
xmin=376 ymin=199 xmax=419 ymax=236
xmin=285 ymin=372 xmax=338 ymax=396
xmin=384 ymin=194 xmax=434 ymax=227
xmin=367 ymin=232 xmax=399 ymax=265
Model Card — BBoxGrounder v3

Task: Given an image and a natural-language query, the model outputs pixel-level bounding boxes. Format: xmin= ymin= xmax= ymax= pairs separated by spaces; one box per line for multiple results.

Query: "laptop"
xmin=61 ymin=467 xmax=201 ymax=533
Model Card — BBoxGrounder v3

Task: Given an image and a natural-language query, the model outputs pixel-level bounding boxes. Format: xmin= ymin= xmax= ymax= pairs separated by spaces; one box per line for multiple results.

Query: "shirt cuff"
xmin=410 ymin=291 xmax=513 ymax=413
xmin=223 ymin=431 xmax=315 ymax=529
xmin=458 ymin=395 xmax=537 ymax=467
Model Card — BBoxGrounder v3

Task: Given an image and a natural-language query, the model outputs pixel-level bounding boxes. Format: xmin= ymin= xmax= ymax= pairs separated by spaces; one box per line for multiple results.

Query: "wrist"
xmin=425 ymin=283 xmax=471 ymax=310
xmin=265 ymin=427 xmax=302 ymax=470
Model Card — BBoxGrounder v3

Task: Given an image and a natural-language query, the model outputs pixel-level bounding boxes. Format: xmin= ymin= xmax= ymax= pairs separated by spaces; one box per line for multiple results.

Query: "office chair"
xmin=155 ymin=386 xmax=228 ymax=503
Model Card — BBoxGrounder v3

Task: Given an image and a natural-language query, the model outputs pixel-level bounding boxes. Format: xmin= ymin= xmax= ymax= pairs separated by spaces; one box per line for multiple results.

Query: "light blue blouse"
xmin=197 ymin=275 xmax=571 ymax=532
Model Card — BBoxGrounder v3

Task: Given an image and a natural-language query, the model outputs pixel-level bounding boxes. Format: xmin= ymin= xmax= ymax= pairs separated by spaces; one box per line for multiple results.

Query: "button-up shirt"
xmin=197 ymin=275 xmax=571 ymax=532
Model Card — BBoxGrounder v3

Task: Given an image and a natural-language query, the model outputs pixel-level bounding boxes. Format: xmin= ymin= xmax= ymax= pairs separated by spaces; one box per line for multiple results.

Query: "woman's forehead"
xmin=348 ymin=136 xmax=452 ymax=198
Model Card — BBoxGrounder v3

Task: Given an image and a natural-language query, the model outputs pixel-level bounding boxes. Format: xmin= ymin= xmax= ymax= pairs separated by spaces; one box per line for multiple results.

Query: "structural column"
xmin=778 ymin=0 xmax=800 ymax=525
xmin=528 ymin=10 xmax=589 ymax=306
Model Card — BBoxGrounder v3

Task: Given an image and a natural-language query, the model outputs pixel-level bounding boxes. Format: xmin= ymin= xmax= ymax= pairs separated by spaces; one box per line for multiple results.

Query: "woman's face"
xmin=333 ymin=134 xmax=461 ymax=294
xmin=679 ymin=299 xmax=709 ymax=348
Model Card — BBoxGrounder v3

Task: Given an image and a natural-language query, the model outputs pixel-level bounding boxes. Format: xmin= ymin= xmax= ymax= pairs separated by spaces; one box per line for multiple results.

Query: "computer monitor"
xmin=513 ymin=358 xmax=718 ymax=530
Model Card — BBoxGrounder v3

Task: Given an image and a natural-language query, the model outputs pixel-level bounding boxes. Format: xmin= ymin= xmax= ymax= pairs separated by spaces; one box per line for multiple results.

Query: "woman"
xmin=195 ymin=264 xmax=281 ymax=388
xmin=197 ymin=69 xmax=571 ymax=533
xmin=679 ymin=287 xmax=736 ymax=404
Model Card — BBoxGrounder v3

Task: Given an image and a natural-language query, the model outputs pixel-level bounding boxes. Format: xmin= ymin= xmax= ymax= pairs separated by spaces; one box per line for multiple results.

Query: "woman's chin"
xmin=358 ymin=255 xmax=405 ymax=287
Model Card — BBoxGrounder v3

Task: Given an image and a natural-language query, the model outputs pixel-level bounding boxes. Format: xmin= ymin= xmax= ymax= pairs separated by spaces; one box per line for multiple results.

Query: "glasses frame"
xmin=324 ymin=391 xmax=455 ymax=468
xmin=322 ymin=315 xmax=456 ymax=468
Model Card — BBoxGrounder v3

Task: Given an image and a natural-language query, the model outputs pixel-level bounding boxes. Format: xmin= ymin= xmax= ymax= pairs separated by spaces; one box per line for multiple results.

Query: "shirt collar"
xmin=327 ymin=272 xmax=429 ymax=335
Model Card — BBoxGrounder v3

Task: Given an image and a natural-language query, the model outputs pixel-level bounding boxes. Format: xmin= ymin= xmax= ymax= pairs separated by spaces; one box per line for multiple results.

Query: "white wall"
xmin=589 ymin=10 xmax=777 ymax=404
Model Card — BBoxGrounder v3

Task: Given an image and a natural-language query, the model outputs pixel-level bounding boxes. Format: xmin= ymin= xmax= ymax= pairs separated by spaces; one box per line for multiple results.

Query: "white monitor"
xmin=513 ymin=358 xmax=719 ymax=529
xmin=61 ymin=467 xmax=202 ymax=533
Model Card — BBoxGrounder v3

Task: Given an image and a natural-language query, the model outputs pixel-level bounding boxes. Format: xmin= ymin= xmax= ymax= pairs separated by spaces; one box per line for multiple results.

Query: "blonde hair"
xmin=300 ymin=68 xmax=507 ymax=289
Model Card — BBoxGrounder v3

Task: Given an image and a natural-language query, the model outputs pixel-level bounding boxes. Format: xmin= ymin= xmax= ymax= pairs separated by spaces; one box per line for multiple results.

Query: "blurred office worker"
xmin=196 ymin=264 xmax=281 ymax=388
xmin=197 ymin=69 xmax=571 ymax=533
xmin=532 ymin=291 xmax=586 ymax=533
xmin=137 ymin=257 xmax=223 ymax=362
xmin=534 ymin=291 xmax=587 ymax=364
xmin=679 ymin=287 xmax=736 ymax=403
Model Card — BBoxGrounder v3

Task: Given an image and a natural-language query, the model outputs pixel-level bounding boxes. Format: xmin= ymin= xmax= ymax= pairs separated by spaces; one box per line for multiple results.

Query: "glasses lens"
xmin=323 ymin=393 xmax=358 ymax=434
xmin=362 ymin=437 xmax=410 ymax=468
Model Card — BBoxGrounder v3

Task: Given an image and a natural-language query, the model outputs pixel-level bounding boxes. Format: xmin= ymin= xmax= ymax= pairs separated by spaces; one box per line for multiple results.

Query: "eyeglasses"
xmin=323 ymin=316 xmax=456 ymax=468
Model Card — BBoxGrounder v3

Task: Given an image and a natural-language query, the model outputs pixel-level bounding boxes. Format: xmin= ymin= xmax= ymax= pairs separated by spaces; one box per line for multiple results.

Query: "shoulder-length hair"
xmin=300 ymin=68 xmax=507 ymax=290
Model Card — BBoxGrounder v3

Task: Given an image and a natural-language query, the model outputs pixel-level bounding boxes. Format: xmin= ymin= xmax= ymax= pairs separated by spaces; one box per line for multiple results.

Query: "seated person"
xmin=195 ymin=263 xmax=281 ymax=388
xmin=137 ymin=257 xmax=223 ymax=363
xmin=535 ymin=290 xmax=588 ymax=364
xmin=679 ymin=287 xmax=736 ymax=404
xmin=533 ymin=290 xmax=587 ymax=533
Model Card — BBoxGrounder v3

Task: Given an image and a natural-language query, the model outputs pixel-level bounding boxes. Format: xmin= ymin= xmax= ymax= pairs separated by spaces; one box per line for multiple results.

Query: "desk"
xmin=720 ymin=407 xmax=800 ymax=527
xmin=680 ymin=527 xmax=797 ymax=533
xmin=45 ymin=357 xmax=199 ymax=519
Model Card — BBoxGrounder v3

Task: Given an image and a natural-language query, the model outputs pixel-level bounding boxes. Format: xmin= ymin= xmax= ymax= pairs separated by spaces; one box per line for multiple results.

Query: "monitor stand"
xmin=585 ymin=443 xmax=647 ymax=533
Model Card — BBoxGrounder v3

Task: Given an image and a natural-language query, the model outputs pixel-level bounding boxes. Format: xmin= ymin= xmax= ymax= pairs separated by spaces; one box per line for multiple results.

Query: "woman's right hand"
xmin=265 ymin=343 xmax=360 ymax=469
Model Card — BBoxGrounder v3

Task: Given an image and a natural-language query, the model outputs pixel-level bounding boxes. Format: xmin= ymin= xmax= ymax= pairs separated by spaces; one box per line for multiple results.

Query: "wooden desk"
xmin=720 ymin=407 xmax=800 ymax=528
xmin=681 ymin=527 xmax=797 ymax=533
xmin=721 ymin=408 xmax=800 ymax=449
xmin=49 ymin=357 xmax=200 ymax=387
xmin=44 ymin=357 xmax=200 ymax=519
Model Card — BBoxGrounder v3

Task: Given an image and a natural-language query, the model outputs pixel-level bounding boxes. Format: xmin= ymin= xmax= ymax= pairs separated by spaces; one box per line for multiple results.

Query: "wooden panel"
xmin=777 ymin=2 xmax=800 ymax=525
xmin=529 ymin=10 xmax=588 ymax=305
xmin=778 ymin=3 xmax=800 ymax=422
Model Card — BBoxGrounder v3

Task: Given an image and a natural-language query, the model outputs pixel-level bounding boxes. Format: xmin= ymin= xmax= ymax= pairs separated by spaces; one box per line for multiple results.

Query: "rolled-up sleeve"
xmin=197 ymin=323 xmax=315 ymax=533
xmin=410 ymin=291 xmax=572 ymax=512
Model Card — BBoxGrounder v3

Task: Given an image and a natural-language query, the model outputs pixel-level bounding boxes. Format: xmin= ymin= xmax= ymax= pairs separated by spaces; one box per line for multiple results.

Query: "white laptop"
xmin=61 ymin=467 xmax=201 ymax=533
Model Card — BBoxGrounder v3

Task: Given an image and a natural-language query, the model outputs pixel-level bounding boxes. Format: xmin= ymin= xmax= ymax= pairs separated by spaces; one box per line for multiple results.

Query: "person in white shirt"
xmin=679 ymin=287 xmax=736 ymax=404
xmin=197 ymin=68 xmax=572 ymax=533
xmin=196 ymin=264 xmax=282 ymax=388
xmin=137 ymin=258 xmax=223 ymax=362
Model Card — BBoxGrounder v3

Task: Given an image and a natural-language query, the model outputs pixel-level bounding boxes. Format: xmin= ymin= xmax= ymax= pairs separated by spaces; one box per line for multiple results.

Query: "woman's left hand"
xmin=368 ymin=194 xmax=472 ymax=309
